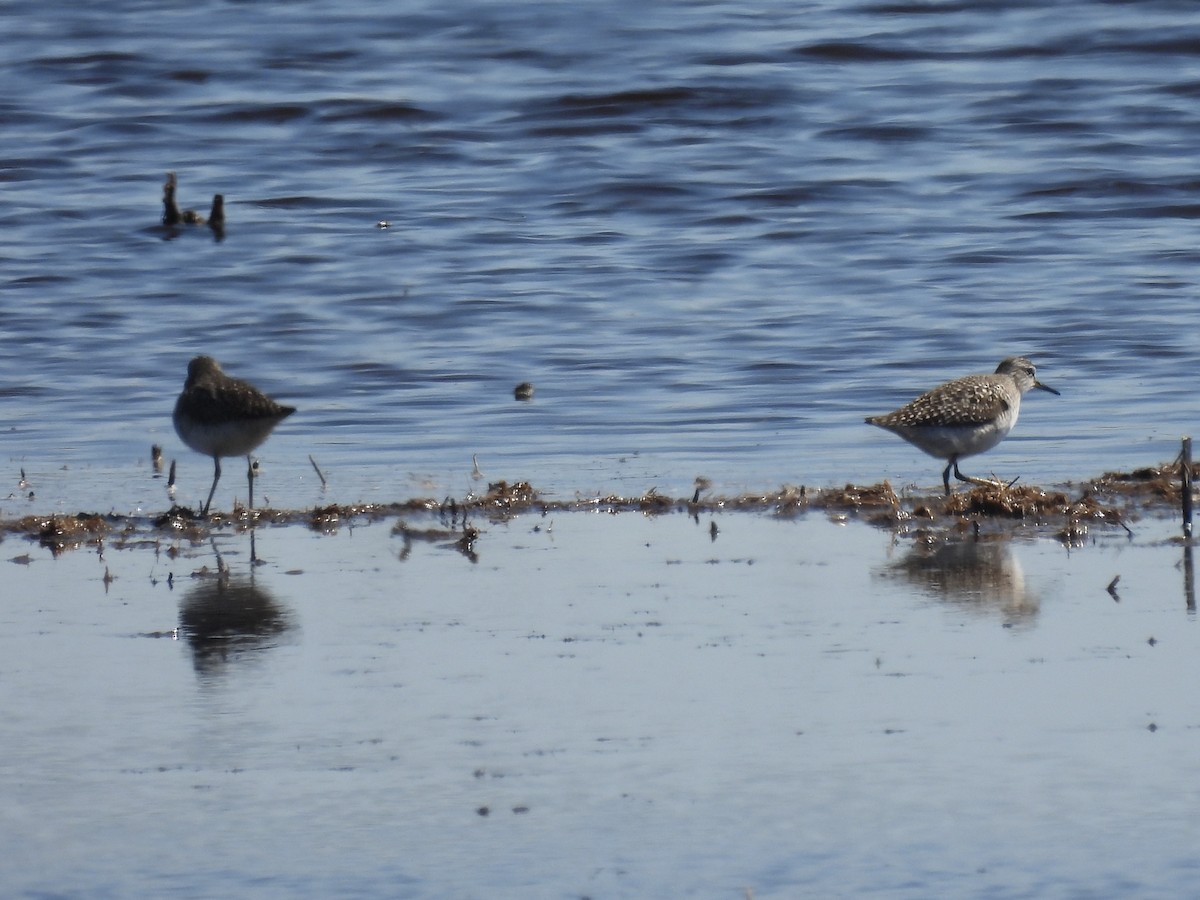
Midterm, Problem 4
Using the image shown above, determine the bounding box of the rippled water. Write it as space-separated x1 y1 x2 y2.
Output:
4 0 1200 513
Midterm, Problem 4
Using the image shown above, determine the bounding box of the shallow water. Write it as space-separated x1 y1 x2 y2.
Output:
3 509 1198 898
3 0 1200 516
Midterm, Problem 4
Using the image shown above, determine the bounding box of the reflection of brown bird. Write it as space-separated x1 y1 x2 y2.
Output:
866 356 1059 495
173 356 296 516
179 574 292 676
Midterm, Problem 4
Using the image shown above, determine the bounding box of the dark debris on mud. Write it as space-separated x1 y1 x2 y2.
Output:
2 464 1194 556
3 513 113 556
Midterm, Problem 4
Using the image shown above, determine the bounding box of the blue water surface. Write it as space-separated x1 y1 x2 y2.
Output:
3 0 1199 513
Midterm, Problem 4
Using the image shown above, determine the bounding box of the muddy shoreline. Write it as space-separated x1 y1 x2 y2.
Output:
4 460 1194 559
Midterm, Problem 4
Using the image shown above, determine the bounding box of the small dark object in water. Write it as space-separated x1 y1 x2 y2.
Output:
309 454 328 488
208 194 225 228
1106 575 1121 601
162 172 183 226
162 173 225 236
514 382 534 401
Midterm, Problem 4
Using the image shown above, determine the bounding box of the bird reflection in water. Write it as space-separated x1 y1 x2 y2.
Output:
887 538 1039 624
178 541 294 676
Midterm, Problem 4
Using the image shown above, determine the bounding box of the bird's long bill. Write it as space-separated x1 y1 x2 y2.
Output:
1035 380 1060 396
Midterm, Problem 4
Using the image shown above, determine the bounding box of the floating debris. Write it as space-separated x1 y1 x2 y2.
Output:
161 172 225 239
308 455 328 488
1106 575 1121 601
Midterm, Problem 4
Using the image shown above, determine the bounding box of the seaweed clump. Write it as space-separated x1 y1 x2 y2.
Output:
943 483 1071 520
19 513 109 555
478 480 539 516
812 481 902 526
1093 462 1194 502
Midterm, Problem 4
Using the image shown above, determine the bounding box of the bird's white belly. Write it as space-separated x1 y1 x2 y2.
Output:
173 414 282 459
904 406 1020 461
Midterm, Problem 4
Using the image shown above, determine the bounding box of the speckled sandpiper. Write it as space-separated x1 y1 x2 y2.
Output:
865 356 1059 495
173 356 296 515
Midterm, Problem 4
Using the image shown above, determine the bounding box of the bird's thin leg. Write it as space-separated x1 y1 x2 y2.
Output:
246 455 255 511
942 460 954 496
202 456 222 516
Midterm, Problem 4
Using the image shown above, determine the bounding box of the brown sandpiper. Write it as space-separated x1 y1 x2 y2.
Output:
173 355 296 515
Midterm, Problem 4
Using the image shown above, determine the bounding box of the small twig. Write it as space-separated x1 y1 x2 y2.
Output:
994 473 1021 489
1106 575 1121 602
308 454 327 488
